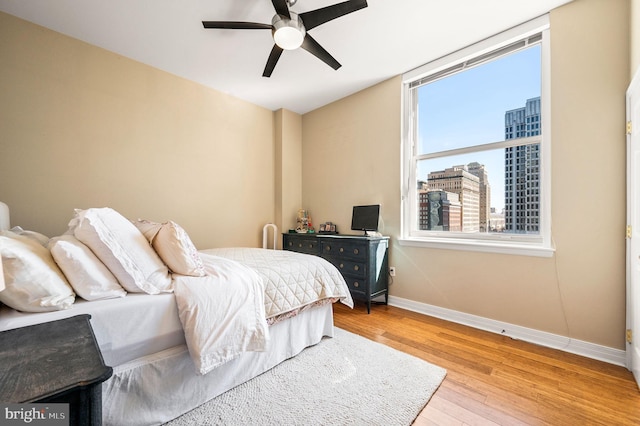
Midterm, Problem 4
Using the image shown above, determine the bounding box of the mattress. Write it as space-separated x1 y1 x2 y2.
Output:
0 293 184 366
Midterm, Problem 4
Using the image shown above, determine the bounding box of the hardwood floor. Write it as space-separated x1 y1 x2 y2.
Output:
332 302 640 425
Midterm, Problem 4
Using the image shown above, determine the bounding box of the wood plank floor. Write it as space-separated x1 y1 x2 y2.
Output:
332 302 640 425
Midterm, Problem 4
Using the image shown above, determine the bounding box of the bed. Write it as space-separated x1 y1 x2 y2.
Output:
0 206 353 425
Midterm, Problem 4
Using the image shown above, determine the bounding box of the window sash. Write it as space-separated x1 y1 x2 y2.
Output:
400 16 552 255
415 135 541 162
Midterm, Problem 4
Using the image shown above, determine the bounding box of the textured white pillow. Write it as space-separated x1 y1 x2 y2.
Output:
72 208 172 294
0 233 75 312
134 219 206 277
49 235 127 301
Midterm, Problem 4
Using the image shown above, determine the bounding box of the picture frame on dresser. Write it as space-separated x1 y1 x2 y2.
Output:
318 222 338 235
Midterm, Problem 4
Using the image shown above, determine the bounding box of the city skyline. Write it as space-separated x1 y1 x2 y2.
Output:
416 43 541 212
418 96 541 234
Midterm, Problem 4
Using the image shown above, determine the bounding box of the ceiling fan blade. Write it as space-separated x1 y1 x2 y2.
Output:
299 0 367 31
263 44 284 77
271 0 291 19
202 21 272 30
300 34 341 70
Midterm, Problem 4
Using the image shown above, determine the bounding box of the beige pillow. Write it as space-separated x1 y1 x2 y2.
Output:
0 233 75 312
134 219 205 277
72 208 172 294
49 235 127 301
133 219 162 242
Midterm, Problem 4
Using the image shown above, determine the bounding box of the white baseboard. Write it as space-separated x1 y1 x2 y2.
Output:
388 296 627 367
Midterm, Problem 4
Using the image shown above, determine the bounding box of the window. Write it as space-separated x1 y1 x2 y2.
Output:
400 16 553 257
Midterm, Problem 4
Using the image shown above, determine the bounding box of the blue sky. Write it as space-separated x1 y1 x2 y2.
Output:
416 44 541 211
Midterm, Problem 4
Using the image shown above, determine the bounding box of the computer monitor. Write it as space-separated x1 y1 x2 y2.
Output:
351 204 380 235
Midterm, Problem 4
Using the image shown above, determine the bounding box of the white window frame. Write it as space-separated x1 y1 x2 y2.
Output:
399 15 553 257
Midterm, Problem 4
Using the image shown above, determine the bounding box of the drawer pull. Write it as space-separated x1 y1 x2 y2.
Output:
288 242 292 247
353 248 359 255
354 282 360 288
325 246 331 252
339 247 344 253
309 244 314 248
298 243 303 248
354 265 359 271
339 263 344 269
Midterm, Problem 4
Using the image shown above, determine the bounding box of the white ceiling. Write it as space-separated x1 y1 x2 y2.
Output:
0 0 573 114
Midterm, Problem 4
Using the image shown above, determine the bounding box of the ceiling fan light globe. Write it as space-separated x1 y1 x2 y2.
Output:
274 27 304 50
272 13 305 50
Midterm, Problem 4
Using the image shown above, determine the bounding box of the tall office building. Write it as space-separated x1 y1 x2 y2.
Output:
417 180 429 230
467 162 491 232
426 165 480 232
418 189 462 231
504 97 541 233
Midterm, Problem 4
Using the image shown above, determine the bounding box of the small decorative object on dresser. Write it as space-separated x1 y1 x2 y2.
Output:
296 209 310 233
283 233 389 313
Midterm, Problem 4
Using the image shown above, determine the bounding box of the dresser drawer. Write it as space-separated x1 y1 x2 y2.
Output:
320 240 367 261
343 276 367 299
326 256 366 278
283 235 321 255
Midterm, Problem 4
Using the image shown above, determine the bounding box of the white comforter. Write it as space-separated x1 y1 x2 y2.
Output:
172 255 269 375
173 248 352 375
201 248 353 318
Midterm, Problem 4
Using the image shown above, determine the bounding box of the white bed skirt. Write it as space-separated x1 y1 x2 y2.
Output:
102 303 335 426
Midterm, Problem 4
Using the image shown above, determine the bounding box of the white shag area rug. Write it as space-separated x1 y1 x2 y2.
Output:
165 327 446 426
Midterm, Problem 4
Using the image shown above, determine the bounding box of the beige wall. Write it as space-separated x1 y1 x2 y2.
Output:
633 0 640 77
274 109 303 247
301 79 401 236
0 12 275 249
302 0 629 349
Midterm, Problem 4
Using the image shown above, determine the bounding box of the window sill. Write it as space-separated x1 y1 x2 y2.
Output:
398 236 555 257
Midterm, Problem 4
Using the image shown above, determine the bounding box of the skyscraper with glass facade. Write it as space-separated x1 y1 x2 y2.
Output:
504 97 541 233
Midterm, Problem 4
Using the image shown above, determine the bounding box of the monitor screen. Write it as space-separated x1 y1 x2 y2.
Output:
351 205 380 232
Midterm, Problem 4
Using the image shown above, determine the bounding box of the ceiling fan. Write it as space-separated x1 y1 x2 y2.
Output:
202 0 368 77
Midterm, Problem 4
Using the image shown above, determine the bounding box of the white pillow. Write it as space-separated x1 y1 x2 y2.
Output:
49 235 127 301
0 233 75 312
133 219 206 277
72 208 172 294
9 226 50 247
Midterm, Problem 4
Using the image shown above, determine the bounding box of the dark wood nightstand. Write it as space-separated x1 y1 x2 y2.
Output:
0 314 113 426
